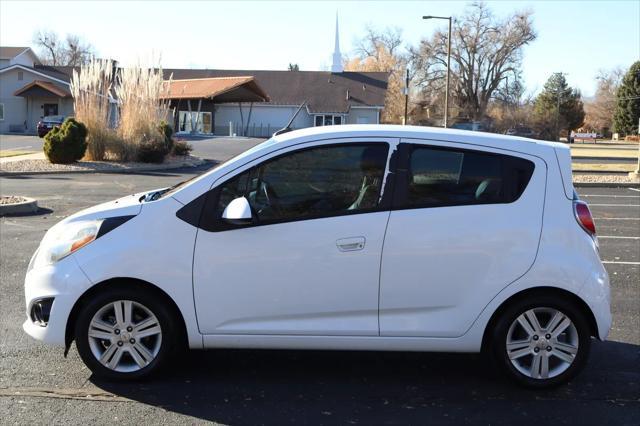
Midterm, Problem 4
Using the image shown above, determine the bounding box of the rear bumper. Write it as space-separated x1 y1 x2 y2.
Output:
578 263 612 340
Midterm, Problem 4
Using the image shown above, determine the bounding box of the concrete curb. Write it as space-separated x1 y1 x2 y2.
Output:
0 197 38 215
0 158 213 177
574 182 640 188
573 170 631 175
572 156 637 161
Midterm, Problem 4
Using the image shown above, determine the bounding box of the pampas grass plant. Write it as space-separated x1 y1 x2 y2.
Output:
115 64 172 161
69 59 114 161
70 59 172 162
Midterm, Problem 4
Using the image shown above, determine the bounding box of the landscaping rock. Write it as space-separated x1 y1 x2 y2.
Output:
0 155 205 175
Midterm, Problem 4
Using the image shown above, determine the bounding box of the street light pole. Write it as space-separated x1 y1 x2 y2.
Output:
403 68 409 125
423 15 452 128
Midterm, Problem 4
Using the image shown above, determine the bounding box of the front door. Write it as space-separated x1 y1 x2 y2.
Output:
43 103 58 117
379 140 546 337
193 141 394 335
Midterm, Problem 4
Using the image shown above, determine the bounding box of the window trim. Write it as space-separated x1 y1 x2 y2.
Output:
194 141 396 232
0 103 4 121
392 143 535 211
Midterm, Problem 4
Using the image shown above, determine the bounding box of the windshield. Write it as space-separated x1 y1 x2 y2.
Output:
145 137 280 202
43 115 64 123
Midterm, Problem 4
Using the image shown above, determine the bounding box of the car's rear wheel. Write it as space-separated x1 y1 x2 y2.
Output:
74 287 178 380
491 295 591 388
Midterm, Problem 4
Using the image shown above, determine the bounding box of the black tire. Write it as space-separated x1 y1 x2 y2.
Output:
74 285 179 381
491 294 591 388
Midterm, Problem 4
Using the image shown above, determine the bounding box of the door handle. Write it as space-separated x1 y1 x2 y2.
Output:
336 237 365 252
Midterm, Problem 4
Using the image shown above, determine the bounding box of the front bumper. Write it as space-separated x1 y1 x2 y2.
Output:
23 255 92 346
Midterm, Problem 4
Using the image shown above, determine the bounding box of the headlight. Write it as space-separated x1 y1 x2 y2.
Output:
31 220 103 269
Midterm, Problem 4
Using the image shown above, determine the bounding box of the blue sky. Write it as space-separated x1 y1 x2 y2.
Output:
1 0 638 97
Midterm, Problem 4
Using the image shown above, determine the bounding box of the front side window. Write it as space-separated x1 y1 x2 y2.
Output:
399 145 534 208
215 143 389 225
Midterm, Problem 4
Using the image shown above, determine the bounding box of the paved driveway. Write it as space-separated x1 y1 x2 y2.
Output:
0 164 638 424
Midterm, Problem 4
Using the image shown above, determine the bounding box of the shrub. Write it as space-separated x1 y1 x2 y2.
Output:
158 121 174 152
136 134 170 163
43 118 88 164
172 140 193 156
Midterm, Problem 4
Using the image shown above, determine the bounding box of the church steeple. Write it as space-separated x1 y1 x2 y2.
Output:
331 12 343 73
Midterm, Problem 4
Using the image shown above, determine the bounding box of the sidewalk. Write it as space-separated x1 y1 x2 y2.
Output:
570 146 639 159
0 152 44 164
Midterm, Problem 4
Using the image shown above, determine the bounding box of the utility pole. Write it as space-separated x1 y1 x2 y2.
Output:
403 68 409 125
423 15 452 128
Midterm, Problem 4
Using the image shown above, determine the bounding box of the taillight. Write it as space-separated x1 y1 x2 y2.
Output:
574 200 596 235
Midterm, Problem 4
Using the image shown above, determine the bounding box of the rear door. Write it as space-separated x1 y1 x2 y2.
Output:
379 139 546 337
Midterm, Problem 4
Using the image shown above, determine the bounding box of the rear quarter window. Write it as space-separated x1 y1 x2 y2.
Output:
396 145 535 209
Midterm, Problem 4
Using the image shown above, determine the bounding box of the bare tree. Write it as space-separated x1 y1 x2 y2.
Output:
346 26 409 123
411 2 536 121
33 30 94 66
583 67 623 134
64 34 94 66
33 30 63 65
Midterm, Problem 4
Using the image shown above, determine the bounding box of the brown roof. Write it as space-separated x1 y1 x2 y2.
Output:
33 66 390 113
14 80 71 98
163 69 388 113
0 46 30 59
162 76 269 102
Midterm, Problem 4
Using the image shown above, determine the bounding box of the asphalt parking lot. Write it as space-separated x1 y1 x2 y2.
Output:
0 157 638 424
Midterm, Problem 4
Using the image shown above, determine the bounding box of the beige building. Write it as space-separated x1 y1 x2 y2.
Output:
0 47 75 134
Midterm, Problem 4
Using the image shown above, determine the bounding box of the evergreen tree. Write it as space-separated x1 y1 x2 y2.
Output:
613 61 640 136
534 73 585 140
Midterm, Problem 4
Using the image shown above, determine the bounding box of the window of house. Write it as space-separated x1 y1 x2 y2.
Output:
0 103 4 121
178 111 212 133
398 145 535 208
314 114 344 126
18 71 23 81
214 143 389 226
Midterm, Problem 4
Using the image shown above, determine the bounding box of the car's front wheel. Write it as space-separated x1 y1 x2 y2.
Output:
74 287 178 380
491 295 591 388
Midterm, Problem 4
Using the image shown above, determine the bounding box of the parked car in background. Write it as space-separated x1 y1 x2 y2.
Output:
37 115 66 138
451 121 488 132
23 125 610 388
506 126 537 139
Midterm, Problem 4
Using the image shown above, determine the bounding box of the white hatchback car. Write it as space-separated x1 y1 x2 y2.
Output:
24 125 610 387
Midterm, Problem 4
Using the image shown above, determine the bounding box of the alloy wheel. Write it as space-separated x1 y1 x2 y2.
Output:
505 307 579 380
87 300 163 373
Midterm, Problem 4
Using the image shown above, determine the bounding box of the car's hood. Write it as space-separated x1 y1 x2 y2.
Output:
58 191 146 226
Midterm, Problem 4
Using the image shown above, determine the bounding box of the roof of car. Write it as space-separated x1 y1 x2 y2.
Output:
272 124 564 152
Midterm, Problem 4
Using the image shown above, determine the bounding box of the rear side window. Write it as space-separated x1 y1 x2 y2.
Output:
397 145 534 208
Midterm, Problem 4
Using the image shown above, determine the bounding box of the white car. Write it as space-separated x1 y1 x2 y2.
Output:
24 125 610 387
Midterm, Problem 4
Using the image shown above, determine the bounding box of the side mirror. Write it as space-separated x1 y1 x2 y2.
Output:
221 196 253 225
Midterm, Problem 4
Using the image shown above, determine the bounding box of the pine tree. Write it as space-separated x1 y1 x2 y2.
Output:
613 61 640 136
534 73 585 140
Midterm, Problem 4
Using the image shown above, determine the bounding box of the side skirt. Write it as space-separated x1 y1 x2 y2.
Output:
201 334 480 352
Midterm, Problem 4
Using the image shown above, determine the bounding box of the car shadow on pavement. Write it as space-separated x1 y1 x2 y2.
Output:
91 339 639 425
